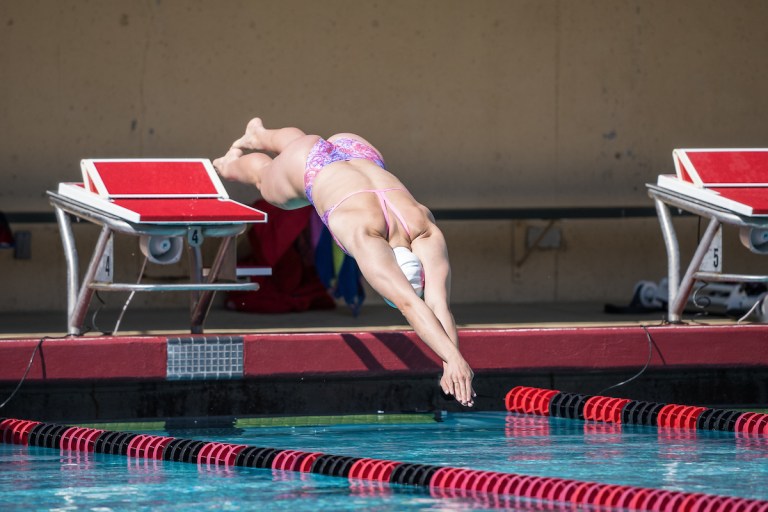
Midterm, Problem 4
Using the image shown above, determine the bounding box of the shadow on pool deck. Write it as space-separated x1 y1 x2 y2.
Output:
0 300 736 339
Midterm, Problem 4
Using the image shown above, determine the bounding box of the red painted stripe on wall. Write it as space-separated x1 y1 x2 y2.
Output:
459 325 768 370
242 331 442 377
0 336 166 381
241 324 768 377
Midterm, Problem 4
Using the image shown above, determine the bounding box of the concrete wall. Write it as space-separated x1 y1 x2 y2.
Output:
2 0 768 313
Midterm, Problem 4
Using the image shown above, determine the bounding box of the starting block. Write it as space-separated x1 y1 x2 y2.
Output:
648 149 768 322
49 159 268 334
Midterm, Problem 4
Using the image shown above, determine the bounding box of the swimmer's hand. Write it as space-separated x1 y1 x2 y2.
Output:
440 359 476 407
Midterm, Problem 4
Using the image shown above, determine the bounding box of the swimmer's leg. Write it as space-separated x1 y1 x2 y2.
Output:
213 149 273 187
232 117 306 153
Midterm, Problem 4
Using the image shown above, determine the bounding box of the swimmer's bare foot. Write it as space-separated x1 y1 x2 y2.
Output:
212 146 244 181
231 117 266 151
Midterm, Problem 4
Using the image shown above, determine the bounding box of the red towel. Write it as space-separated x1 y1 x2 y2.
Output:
225 201 335 313
0 212 13 249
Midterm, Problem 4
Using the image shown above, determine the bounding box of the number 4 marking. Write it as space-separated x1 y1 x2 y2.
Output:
188 227 203 247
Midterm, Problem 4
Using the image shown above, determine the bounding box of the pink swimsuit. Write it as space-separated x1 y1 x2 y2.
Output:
305 138 413 253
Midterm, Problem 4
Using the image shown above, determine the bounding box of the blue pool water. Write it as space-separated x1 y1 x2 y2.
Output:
1 411 767 510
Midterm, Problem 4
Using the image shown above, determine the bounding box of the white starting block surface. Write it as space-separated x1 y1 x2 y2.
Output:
648 149 768 322
58 159 266 224
49 158 268 335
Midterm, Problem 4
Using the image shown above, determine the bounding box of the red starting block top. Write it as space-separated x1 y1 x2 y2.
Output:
658 149 768 217
674 149 768 187
58 158 267 224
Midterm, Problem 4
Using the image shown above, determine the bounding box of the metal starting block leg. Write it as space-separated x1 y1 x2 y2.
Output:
54 206 115 335
190 236 236 334
668 216 721 322
54 206 79 332
654 198 681 321
71 225 114 335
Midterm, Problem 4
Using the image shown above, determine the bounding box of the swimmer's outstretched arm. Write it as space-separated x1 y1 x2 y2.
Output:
349 236 475 407
404 299 474 407
409 228 466 400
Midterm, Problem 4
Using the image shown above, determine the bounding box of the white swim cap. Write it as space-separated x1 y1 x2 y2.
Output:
384 247 425 308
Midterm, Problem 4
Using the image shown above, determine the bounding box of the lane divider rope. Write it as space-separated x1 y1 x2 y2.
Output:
505 385 768 435
2 415 767 511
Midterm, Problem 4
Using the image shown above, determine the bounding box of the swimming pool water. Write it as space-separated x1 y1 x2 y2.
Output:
1 411 767 510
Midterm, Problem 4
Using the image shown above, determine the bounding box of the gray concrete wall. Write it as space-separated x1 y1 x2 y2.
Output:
2 0 768 313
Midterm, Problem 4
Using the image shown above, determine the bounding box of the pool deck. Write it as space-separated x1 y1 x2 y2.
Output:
0 300 674 337
1 302 767 422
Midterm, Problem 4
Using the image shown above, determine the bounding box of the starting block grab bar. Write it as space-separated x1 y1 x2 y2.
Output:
49 159 269 335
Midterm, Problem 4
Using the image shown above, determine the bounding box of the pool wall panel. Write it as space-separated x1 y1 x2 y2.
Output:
1 325 768 421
